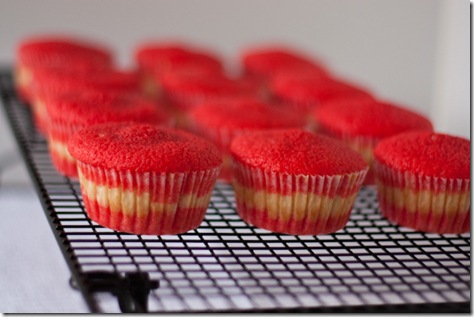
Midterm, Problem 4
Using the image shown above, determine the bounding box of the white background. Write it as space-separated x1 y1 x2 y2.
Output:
0 0 470 139
0 0 470 313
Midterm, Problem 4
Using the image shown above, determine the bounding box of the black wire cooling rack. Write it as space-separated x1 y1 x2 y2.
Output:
0 69 470 313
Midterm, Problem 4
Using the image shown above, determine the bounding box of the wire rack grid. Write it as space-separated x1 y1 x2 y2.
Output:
0 70 470 313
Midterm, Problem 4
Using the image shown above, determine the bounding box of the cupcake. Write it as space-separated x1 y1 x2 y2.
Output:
240 46 327 96
270 69 373 117
230 129 368 235
160 71 259 111
134 42 223 99
314 99 433 184
374 132 470 233
189 97 307 181
30 68 141 133
46 91 170 177
15 36 113 102
241 46 325 81
160 72 261 129
68 122 222 235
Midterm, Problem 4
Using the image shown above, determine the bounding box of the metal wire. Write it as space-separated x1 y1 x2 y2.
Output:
1 70 470 313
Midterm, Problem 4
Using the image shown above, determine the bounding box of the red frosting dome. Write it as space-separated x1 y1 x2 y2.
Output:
161 73 259 110
68 123 222 172
17 36 113 69
374 132 470 179
150 61 223 84
231 129 367 175
190 98 306 130
46 91 169 126
241 46 324 79
134 42 222 74
134 43 188 69
161 72 236 95
315 99 433 138
33 68 140 99
271 71 371 105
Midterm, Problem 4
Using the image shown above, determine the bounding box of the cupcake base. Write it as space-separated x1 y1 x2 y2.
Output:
375 162 470 233
233 161 367 235
140 71 161 101
344 137 377 184
77 163 219 235
32 96 48 134
49 137 79 177
234 182 356 235
47 120 85 177
218 154 233 182
82 194 209 235
14 65 33 103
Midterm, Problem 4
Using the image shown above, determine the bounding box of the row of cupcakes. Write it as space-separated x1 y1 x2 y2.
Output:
16 35 434 183
14 35 470 235
67 123 469 236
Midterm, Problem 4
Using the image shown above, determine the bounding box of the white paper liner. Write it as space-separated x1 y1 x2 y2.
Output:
14 65 33 102
47 119 84 177
77 162 221 235
140 71 162 100
49 137 79 177
232 160 367 235
374 160 470 233
31 96 49 134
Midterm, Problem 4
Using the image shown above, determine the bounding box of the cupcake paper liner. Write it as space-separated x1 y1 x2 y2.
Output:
164 89 205 112
374 161 470 233
47 119 83 177
31 96 49 134
190 124 238 152
162 91 211 130
345 137 378 184
218 154 234 182
272 94 318 131
49 137 79 177
164 87 258 114
273 93 315 117
77 162 220 235
189 124 246 182
139 71 162 101
171 108 193 131
14 65 33 103
232 160 367 235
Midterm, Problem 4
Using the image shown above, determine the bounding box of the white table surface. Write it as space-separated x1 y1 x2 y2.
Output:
0 107 88 313
0 183 89 313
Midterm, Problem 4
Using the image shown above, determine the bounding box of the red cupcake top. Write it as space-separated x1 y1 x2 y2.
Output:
134 43 188 69
241 46 324 80
271 71 372 106
150 61 223 84
68 122 222 172
32 68 141 99
46 91 169 127
134 42 222 74
315 99 433 138
160 72 237 95
374 132 470 179
190 97 306 130
161 73 259 110
17 36 113 69
231 129 367 175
